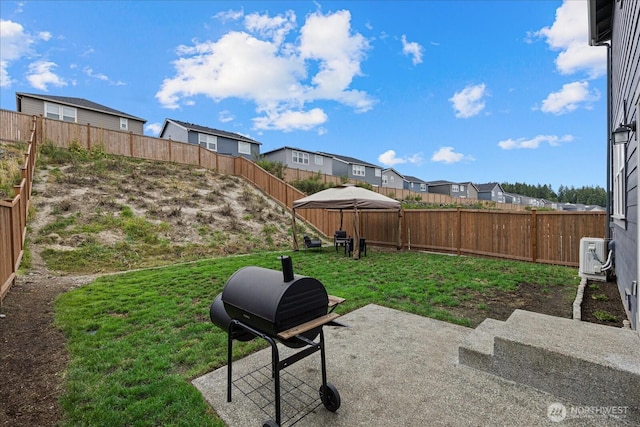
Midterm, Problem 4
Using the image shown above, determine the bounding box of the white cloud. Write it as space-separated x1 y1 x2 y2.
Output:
26 60 67 90
244 10 296 46
214 9 244 23
378 149 424 166
449 83 487 118
218 110 234 123
539 81 599 115
533 0 606 78
38 31 52 41
431 146 472 164
156 9 374 132
497 134 573 150
401 35 423 65
253 108 328 132
83 66 108 81
145 122 163 136
0 19 34 86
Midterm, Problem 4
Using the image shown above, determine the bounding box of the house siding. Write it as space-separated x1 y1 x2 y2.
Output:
610 0 639 329
160 121 188 142
382 170 404 190
17 96 144 134
263 148 333 175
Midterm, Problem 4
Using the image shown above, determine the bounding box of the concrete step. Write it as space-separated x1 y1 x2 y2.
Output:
457 318 505 372
458 309 640 419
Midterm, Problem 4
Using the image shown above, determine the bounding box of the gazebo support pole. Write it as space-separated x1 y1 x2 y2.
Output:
353 207 360 260
291 208 299 251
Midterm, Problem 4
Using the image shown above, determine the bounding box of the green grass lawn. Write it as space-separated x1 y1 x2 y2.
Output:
54 249 579 426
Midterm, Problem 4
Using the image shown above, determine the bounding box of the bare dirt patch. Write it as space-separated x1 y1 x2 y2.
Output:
442 282 576 327
581 280 628 327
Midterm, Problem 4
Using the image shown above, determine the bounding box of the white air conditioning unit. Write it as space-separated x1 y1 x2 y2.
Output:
579 237 607 281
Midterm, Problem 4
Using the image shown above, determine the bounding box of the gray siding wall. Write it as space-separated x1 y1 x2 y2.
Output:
161 122 189 142
383 171 404 190
611 0 640 329
404 181 428 192
263 150 287 164
282 149 333 174
188 130 259 159
18 96 144 134
332 160 349 179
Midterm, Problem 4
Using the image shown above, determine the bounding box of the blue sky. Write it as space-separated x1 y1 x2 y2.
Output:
0 1 608 190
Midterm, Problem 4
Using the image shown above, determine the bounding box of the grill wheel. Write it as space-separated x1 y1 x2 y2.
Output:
319 383 341 412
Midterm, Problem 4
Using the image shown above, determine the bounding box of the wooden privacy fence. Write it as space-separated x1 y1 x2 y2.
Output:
1 115 37 304
0 110 608 303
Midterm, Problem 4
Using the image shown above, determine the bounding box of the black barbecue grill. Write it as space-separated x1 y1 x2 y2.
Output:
209 256 346 427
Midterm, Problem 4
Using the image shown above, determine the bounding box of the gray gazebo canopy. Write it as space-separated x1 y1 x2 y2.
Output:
291 185 401 259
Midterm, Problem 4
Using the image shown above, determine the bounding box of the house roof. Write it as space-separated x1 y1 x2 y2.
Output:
403 175 427 184
475 182 502 192
16 92 146 122
318 152 380 169
588 0 613 45
261 146 329 156
164 118 261 144
425 180 454 186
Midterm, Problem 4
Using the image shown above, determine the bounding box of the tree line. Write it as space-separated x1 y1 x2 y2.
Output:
501 182 606 207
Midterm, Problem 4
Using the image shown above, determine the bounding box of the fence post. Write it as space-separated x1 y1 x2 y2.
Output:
86 123 91 151
457 207 462 255
531 209 537 263
129 131 134 157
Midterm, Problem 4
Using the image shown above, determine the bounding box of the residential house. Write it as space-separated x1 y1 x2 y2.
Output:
403 175 429 193
427 180 478 199
476 182 506 203
319 152 382 187
381 168 404 190
521 195 545 208
261 147 333 175
381 169 428 193
589 0 639 330
16 92 146 134
159 119 261 159
504 192 522 205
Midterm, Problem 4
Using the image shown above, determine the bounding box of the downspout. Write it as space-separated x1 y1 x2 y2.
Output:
596 41 612 241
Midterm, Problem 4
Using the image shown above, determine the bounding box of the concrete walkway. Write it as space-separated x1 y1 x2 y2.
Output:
193 304 636 426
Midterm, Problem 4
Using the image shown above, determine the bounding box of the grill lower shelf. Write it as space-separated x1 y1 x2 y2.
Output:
233 362 323 426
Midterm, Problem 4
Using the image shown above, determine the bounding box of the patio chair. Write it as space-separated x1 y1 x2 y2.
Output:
303 235 323 250
346 237 367 257
334 230 348 252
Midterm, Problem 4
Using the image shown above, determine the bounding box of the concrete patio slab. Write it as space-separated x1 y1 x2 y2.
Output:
193 304 635 426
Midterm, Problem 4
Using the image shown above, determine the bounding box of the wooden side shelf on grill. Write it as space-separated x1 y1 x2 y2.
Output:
277 312 341 341
328 295 345 308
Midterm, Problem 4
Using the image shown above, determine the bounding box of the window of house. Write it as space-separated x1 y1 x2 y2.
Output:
452 184 459 192
410 182 414 188
352 165 365 176
120 118 128 130
375 168 381 177
390 176 395 182
45 102 77 122
314 155 323 165
382 175 388 185
460 185 465 192
199 133 217 151
613 143 626 219
292 151 309 164
420 184 427 192
238 141 251 155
